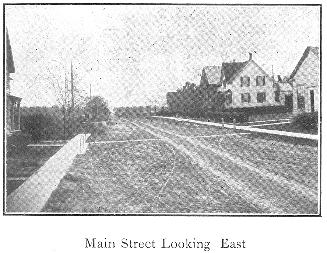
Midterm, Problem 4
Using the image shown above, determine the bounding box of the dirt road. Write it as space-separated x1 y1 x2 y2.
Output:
43 118 318 214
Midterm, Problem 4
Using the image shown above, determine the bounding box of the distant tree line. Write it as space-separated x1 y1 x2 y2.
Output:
114 106 155 118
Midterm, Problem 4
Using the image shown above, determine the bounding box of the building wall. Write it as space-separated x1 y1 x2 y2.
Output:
274 82 293 108
6 99 13 132
295 85 319 113
293 50 320 113
224 61 279 108
6 95 21 132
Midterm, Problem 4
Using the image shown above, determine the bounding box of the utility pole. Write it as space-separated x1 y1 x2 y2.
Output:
71 61 74 109
89 82 92 99
63 72 68 139
70 60 75 136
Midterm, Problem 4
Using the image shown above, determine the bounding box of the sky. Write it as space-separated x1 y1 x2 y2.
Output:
5 5 320 108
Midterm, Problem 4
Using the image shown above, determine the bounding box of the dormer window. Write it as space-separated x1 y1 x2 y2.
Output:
240 76 250 87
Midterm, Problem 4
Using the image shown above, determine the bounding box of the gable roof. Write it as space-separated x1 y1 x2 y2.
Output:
221 61 248 83
6 29 15 74
202 66 221 84
289 46 319 80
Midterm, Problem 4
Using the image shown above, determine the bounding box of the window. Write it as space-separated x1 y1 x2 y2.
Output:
240 76 250 87
241 93 251 103
298 94 305 110
310 90 315 113
275 91 280 102
257 92 266 103
225 90 232 105
256 76 266 86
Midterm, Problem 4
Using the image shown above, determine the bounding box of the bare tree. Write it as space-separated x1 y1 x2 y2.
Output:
43 64 86 139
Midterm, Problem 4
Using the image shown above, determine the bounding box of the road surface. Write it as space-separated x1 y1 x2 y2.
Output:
43 117 319 214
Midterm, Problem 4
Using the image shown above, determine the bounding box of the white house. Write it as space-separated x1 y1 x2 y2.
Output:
6 28 22 133
220 53 279 109
290 46 320 114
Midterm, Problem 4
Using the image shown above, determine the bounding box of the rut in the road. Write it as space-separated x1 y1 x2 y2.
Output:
145 122 317 201
161 126 315 200
132 121 285 214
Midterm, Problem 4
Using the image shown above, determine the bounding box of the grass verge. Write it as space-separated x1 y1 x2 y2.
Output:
6 133 62 195
255 123 318 135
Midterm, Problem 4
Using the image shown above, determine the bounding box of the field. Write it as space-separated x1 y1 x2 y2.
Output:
42 117 319 214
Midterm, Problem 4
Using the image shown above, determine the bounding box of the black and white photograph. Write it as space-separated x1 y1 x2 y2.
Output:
3 3 321 216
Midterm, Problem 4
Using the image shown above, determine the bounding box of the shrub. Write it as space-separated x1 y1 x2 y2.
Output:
206 111 249 123
155 109 176 117
84 122 108 136
229 105 290 115
21 113 58 142
292 112 318 131
6 132 32 156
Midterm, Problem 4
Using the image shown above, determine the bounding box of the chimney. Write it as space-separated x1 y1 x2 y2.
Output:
249 52 252 60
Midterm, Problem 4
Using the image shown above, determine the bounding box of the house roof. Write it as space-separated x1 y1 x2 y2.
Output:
289 46 319 80
221 61 248 83
6 29 15 74
202 66 222 84
7 94 22 102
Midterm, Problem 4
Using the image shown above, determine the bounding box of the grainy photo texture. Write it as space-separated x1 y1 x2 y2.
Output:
4 4 320 215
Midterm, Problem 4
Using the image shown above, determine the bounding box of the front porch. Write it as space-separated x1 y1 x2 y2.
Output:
6 94 22 133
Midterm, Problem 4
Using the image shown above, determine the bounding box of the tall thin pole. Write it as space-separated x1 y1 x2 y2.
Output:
70 61 75 136
71 61 74 109
89 82 92 99
64 72 68 138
